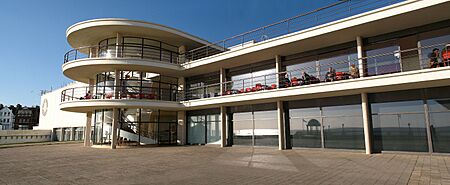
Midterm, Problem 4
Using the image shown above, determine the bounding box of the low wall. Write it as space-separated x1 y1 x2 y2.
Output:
0 130 52 145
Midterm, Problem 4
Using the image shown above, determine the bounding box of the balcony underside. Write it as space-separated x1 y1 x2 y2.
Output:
62 58 184 83
60 99 184 113
183 67 450 110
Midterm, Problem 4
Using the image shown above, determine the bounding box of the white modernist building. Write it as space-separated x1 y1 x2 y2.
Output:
0 107 14 130
42 0 450 153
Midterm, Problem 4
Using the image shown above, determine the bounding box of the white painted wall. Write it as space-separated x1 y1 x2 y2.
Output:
35 82 87 130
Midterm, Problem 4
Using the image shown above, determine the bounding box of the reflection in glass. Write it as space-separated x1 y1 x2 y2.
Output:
254 111 278 146
188 115 205 144
371 100 428 152
428 98 450 153
233 112 253 146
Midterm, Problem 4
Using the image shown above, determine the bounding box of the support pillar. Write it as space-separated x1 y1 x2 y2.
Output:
277 100 286 150
220 68 226 95
179 45 186 63
357 36 365 77
361 93 372 154
177 110 186 145
111 108 118 149
275 55 282 86
116 33 122 58
220 106 227 147
84 112 92 146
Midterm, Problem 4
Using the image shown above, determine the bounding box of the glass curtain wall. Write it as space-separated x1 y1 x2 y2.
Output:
93 109 113 145
230 103 278 147
283 45 357 81
185 72 220 99
426 86 450 153
370 90 428 152
187 109 221 145
227 61 276 92
93 109 177 146
288 95 364 150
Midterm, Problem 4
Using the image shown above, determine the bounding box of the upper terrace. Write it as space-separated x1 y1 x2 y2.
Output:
62 0 450 79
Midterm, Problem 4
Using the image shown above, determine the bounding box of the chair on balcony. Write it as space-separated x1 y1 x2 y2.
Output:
245 88 252 93
291 77 300 86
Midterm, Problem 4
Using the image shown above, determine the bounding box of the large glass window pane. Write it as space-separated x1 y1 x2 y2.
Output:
289 107 321 148
253 111 278 146
233 112 253 146
322 104 364 149
429 112 450 153
206 114 221 144
188 115 205 144
372 113 428 152
365 46 401 76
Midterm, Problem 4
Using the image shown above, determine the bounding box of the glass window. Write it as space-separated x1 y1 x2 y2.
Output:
365 45 401 76
206 114 221 144
188 115 205 144
289 108 322 148
232 112 253 146
322 105 364 150
370 91 428 152
253 110 278 146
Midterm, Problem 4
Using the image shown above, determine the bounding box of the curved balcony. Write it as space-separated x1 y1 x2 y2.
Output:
62 43 183 83
60 85 184 112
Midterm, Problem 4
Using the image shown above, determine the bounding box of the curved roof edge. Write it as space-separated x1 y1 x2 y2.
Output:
66 18 213 47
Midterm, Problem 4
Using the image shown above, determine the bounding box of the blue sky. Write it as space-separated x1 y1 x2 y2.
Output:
0 0 337 106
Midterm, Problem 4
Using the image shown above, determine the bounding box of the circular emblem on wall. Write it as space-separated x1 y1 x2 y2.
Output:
42 99 48 116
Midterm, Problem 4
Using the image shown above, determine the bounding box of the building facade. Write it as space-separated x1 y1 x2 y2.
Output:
53 0 450 153
14 107 40 130
36 82 88 141
0 107 15 130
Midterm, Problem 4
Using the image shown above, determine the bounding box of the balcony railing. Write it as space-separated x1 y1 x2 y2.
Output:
61 85 183 103
182 0 404 63
184 45 450 100
64 43 179 64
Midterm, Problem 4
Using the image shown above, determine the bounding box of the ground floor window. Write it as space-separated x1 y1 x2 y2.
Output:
187 109 221 145
229 103 278 147
288 95 364 150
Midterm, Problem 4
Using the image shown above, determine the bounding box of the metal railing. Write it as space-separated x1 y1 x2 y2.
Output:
64 43 180 64
184 45 450 100
61 85 183 102
182 0 404 63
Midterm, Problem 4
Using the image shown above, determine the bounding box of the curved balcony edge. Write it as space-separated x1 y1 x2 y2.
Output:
60 99 185 113
62 58 184 83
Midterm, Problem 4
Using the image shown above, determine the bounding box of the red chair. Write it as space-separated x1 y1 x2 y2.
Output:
291 77 299 86
245 88 252 93
255 83 263 91
238 89 244 93
269 84 277 89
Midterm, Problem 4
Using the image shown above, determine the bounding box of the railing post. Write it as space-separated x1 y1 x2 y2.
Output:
75 50 78 60
72 88 74 101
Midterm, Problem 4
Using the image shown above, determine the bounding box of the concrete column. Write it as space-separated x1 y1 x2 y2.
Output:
88 79 94 98
116 33 122 57
361 93 372 154
275 55 282 86
111 108 119 149
277 100 286 150
177 110 186 145
220 106 227 147
178 77 185 101
84 112 92 147
357 36 365 77
220 68 226 95
71 127 76 141
178 45 186 63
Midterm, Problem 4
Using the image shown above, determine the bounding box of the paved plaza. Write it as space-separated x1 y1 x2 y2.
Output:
0 144 450 184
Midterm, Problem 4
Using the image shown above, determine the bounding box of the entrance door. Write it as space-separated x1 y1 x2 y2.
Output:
158 122 177 145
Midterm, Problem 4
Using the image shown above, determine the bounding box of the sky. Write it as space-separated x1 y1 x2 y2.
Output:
0 0 337 106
